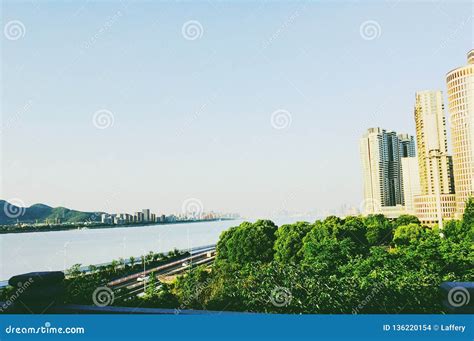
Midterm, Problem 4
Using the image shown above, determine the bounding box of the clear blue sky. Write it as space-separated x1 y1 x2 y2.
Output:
1 0 472 217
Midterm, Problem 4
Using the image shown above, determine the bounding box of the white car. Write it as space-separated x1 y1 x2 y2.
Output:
137 275 149 282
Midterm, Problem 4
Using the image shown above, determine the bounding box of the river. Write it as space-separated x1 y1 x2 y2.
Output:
0 217 316 280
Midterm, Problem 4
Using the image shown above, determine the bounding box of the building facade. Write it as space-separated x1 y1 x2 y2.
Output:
413 90 456 225
414 90 455 195
402 157 421 214
360 128 415 215
142 209 151 222
446 50 474 216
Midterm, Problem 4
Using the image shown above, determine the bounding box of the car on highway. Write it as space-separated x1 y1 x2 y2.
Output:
137 275 149 282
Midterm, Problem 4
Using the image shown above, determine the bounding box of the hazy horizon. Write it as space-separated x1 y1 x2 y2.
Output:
2 0 472 218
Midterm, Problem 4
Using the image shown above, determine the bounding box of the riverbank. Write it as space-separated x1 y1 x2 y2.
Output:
0 218 236 235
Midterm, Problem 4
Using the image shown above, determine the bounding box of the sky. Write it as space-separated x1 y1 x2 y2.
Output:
1 0 472 218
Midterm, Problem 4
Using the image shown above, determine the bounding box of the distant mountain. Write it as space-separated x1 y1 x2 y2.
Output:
0 200 103 225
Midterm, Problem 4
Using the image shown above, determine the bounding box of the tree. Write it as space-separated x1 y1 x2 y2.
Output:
216 226 238 260
109 260 119 273
364 214 393 246
274 222 312 263
66 264 82 277
174 266 211 309
145 272 158 297
302 235 360 270
462 197 474 235
216 220 278 264
393 223 426 246
336 216 368 249
129 256 136 268
146 251 154 263
394 215 420 228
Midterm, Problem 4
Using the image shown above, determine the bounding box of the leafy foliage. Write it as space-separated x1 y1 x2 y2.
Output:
274 222 311 263
171 206 473 314
216 220 278 264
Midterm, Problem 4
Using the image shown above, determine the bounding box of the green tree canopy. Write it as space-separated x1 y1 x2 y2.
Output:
394 215 421 228
216 220 278 264
364 214 394 246
274 221 312 263
393 223 426 246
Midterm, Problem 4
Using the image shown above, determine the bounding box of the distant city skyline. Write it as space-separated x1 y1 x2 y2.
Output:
1 1 472 218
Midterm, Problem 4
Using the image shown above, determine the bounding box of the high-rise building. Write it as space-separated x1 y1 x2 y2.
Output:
412 90 456 226
359 128 415 215
399 134 416 159
402 157 421 214
446 50 474 216
135 212 144 222
414 90 455 195
142 209 150 222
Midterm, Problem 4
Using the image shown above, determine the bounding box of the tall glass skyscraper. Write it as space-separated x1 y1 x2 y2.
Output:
446 50 474 216
360 128 415 214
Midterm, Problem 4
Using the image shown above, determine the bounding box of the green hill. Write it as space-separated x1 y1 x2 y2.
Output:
0 200 103 225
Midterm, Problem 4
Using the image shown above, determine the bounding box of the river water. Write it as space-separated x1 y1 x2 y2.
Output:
0 217 315 280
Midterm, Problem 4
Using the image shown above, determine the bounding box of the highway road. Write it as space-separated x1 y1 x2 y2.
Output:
107 248 216 300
